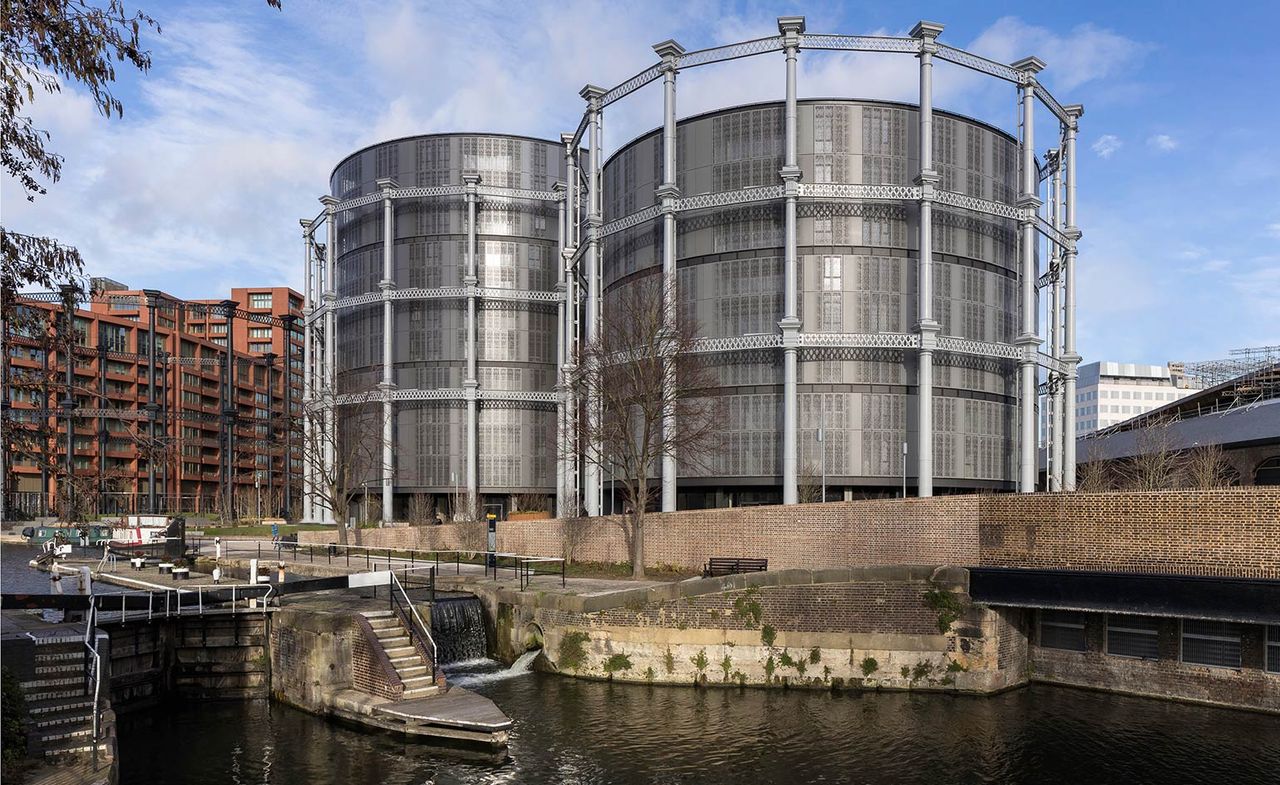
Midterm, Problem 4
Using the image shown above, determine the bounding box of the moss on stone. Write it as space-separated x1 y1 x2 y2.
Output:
760 624 777 647
860 656 879 676
603 653 633 675
558 630 591 672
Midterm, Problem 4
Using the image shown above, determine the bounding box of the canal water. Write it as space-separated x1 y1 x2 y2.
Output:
114 672 1280 784
6 544 1279 783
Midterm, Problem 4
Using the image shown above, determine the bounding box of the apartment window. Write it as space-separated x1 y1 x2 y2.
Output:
211 323 227 335
1268 626 1280 674
189 323 205 334
249 342 272 353
1106 614 1160 659
211 338 227 347
1181 619 1243 669
1039 610 1086 651
249 293 272 309
249 327 271 338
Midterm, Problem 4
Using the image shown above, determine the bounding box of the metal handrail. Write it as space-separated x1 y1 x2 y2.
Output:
389 570 438 683
82 596 102 771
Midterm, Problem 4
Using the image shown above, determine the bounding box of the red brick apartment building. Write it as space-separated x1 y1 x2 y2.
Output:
2 278 303 519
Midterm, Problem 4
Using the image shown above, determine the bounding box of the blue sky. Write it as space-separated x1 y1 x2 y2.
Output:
4 0 1278 366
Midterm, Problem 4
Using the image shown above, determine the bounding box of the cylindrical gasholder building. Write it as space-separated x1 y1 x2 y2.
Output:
602 100 1020 505
328 133 566 519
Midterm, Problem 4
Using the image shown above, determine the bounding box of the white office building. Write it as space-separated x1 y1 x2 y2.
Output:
1072 362 1200 435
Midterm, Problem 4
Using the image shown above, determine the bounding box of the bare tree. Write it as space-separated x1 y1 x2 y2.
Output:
1183 443 1237 488
571 275 721 578
797 461 825 504
1116 417 1186 491
406 493 436 526
301 382 388 545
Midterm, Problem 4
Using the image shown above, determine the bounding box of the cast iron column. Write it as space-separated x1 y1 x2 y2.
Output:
1048 150 1064 492
655 39 685 512
561 132 581 515
778 16 805 505
377 177 398 523
1062 104 1084 491
280 315 296 519
553 180 569 516
580 84 606 516
220 299 239 517
299 219 315 522
912 21 944 497
320 195 339 524
1012 57 1045 493
463 174 481 506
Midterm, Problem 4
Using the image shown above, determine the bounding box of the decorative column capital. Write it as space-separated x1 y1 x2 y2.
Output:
375 177 399 194
462 173 481 196
551 181 567 196
560 132 575 150
219 299 238 318
319 194 339 214
915 170 940 192
379 279 395 293
1011 56 1046 85
778 15 805 48
909 20 944 53
1063 103 1084 132
299 217 314 231
579 83 607 109
1015 194 1043 212
655 183 680 210
780 166 803 186
653 39 685 69
1064 226 1082 241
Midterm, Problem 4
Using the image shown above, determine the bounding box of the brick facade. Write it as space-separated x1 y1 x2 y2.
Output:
304 488 1280 579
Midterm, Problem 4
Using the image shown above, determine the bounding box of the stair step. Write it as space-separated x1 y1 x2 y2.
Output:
21 677 84 690
379 635 410 648
388 655 419 666
39 725 93 743
383 646 414 658
400 675 433 687
34 710 93 729
396 665 428 678
34 651 85 662
28 698 93 715
401 686 439 699
361 611 394 619
25 689 87 703
366 618 400 630
373 627 406 639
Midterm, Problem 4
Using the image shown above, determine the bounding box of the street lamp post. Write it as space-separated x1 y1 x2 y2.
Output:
901 441 908 498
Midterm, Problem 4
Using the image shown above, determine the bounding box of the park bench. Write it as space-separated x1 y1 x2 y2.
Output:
703 557 768 578
275 533 299 552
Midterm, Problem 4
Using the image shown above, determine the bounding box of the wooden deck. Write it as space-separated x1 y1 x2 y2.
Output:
377 686 512 732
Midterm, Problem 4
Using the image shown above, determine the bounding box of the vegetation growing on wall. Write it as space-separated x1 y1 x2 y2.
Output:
860 657 879 676
663 647 676 674
720 654 733 681
760 624 777 647
690 649 709 673
733 587 762 628
922 584 967 633
603 653 633 676
558 631 591 672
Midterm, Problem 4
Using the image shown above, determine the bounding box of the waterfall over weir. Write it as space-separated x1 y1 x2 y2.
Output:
431 596 488 665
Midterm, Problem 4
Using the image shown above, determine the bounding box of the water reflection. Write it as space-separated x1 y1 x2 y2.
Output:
118 675 1280 785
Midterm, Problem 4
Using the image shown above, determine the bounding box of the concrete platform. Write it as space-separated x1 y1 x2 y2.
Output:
326 685 511 748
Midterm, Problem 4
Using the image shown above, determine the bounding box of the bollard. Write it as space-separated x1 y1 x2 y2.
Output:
277 563 286 584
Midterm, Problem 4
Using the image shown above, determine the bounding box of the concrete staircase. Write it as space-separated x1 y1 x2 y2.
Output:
361 611 438 699
20 635 108 762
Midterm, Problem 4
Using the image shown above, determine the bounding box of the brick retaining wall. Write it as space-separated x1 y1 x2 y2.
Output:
300 488 1279 578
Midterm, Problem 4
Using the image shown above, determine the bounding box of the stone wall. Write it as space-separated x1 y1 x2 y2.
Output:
1029 613 1279 713
301 488 1280 579
269 610 403 713
447 566 1029 693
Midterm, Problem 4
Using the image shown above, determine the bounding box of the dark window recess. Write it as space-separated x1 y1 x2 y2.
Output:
1039 609 1086 652
1267 625 1280 674
1181 619 1243 669
1106 614 1160 660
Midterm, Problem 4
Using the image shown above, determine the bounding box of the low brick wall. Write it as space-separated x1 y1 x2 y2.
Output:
299 488 1280 578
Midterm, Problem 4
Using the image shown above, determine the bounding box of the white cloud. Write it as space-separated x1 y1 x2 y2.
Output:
966 17 1153 92
1147 134 1179 152
1092 134 1122 158
1264 222 1280 239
